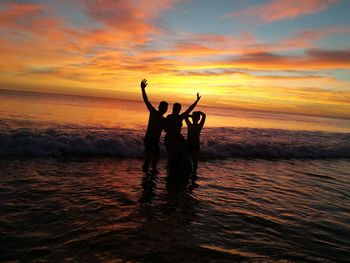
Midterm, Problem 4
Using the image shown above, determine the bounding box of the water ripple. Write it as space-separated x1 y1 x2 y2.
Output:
0 158 349 262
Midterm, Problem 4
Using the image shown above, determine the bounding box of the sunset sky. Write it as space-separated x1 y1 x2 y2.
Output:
1 0 350 118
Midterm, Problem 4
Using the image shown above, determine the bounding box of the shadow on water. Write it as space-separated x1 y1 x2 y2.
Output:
132 169 250 262
139 171 158 204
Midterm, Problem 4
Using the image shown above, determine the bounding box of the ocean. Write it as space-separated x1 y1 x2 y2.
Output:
1 89 350 262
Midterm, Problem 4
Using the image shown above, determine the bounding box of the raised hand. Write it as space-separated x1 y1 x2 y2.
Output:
141 79 148 89
197 92 201 100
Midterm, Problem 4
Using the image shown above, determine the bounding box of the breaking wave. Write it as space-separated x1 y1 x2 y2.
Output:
0 126 349 159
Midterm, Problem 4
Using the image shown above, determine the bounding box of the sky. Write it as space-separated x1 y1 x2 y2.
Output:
1 0 350 118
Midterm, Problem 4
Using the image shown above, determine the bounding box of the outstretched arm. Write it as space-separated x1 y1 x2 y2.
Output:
199 111 206 127
141 79 156 112
182 92 201 116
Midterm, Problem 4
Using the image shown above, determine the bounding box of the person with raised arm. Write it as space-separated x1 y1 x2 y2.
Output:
185 111 206 173
163 93 201 158
140 79 168 172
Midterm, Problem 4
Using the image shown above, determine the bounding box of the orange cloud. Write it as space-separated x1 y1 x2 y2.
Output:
1 0 349 118
0 0 182 77
81 0 179 44
138 26 350 62
224 0 339 22
0 2 43 28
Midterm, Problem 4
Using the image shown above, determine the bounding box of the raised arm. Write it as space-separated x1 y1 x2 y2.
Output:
184 115 192 126
199 111 206 127
182 92 201 117
140 79 156 112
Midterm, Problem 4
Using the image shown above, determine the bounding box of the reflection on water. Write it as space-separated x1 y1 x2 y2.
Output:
1 89 350 132
139 171 157 204
1 158 349 262
0 90 148 129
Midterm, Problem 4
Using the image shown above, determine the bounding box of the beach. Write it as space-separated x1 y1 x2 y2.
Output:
2 0 350 261
1 90 350 262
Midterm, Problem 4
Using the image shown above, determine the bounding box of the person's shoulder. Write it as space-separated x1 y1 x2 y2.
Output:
148 107 157 114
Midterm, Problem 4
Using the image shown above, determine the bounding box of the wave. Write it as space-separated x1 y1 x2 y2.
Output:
0 126 349 159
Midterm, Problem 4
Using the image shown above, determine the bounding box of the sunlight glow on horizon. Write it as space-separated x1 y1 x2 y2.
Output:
0 0 350 118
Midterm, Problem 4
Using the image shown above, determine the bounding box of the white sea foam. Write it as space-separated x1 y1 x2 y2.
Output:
1 125 349 159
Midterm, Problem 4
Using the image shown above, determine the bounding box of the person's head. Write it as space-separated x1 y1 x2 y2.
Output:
172 103 181 115
158 101 168 115
192 111 200 124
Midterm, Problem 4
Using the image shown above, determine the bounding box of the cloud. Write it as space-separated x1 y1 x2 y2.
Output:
19 66 61 75
224 0 339 22
0 0 182 77
174 69 249 77
138 31 259 59
80 0 179 44
1 0 349 118
271 26 350 51
0 1 44 28
306 49 350 63
171 68 327 81
218 48 350 70
2 1 347 75
138 26 350 62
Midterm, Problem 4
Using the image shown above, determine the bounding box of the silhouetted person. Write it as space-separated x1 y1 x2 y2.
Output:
185 111 206 173
163 93 201 159
141 79 168 172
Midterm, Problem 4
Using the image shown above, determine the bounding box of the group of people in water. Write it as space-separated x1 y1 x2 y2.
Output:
140 79 205 177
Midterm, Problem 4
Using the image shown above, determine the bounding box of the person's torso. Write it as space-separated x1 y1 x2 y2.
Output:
164 114 183 135
145 111 164 139
187 124 202 144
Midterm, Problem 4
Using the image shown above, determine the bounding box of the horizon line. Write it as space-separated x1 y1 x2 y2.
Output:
1 88 349 121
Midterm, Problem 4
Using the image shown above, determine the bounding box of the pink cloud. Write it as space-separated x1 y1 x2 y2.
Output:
278 26 350 49
140 26 350 59
225 0 339 22
0 1 44 29
81 0 179 39
247 26 350 53
220 48 350 70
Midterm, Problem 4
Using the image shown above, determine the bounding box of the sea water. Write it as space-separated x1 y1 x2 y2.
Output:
0 89 350 262
1 89 349 158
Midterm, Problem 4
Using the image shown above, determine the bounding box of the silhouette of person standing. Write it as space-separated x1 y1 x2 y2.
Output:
140 79 168 172
185 111 206 173
163 93 201 160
